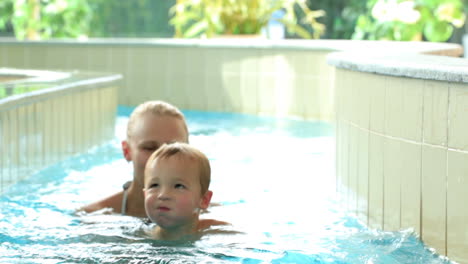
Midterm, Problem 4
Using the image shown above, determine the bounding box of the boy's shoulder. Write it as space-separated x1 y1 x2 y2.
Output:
198 219 230 230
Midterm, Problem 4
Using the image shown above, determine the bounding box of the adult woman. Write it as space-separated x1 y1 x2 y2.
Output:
79 100 189 217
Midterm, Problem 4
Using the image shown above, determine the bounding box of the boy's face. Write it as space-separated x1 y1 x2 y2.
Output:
144 156 211 229
123 113 188 184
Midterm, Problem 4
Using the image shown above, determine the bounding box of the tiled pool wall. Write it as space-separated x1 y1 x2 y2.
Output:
0 40 337 121
1 39 467 263
0 70 120 193
330 53 468 263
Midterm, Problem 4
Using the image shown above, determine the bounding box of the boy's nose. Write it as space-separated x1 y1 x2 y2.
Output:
157 188 171 200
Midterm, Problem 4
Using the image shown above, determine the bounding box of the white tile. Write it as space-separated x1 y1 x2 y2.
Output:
25 105 36 174
447 150 468 264
337 70 359 123
240 73 258 115
423 80 448 146
222 73 242 113
303 78 322 120
275 54 294 78
357 128 369 225
33 102 45 170
348 125 359 216
26 46 48 70
355 73 371 129
337 121 350 206
64 95 75 154
126 47 152 105
383 137 401 231
448 83 468 151
334 69 346 121
90 90 100 146
369 74 386 134
166 71 188 109
186 73 207 110
204 73 224 112
322 73 335 121
109 46 130 105
8 109 19 183
54 97 66 158
258 49 277 74
17 106 29 180
368 132 385 229
5 46 27 68
87 46 111 72
0 112 6 192
421 145 447 255
274 74 294 117
223 49 243 74
240 49 260 74
401 78 423 142
400 141 421 233
45 46 72 70
146 47 170 102
384 77 404 139
257 75 277 116
43 100 54 164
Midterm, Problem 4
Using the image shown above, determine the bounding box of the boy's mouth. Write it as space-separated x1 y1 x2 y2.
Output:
157 206 170 212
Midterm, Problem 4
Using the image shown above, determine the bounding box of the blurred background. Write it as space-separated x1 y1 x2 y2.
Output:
0 0 466 48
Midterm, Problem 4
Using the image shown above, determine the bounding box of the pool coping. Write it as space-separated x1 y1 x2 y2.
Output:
0 68 122 111
2 38 465 84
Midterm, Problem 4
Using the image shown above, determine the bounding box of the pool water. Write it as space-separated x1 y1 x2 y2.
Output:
0 107 453 263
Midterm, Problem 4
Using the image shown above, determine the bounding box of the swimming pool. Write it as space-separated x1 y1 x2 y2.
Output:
0 107 453 263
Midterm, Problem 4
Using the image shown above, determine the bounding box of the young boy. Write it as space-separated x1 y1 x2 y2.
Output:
144 142 227 240
79 101 189 217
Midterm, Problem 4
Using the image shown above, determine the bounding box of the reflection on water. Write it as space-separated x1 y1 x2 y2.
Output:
0 109 453 263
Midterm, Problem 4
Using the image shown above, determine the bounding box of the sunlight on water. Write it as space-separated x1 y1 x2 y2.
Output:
0 107 454 263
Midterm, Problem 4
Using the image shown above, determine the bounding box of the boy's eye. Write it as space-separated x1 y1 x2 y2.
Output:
174 184 185 189
149 183 159 189
143 146 158 151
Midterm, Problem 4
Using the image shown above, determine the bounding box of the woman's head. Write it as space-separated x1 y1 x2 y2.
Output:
122 101 189 185
126 100 188 142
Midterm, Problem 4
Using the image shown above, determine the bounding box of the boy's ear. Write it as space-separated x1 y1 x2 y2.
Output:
122 140 132 161
199 191 213 209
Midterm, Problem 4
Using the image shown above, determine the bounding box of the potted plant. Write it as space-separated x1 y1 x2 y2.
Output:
169 0 325 39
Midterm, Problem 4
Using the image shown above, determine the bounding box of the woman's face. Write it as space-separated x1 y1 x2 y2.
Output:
123 113 188 184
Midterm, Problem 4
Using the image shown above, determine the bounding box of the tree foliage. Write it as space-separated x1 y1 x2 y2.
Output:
0 0 464 42
0 0 91 40
306 0 367 39
353 0 466 42
88 0 174 38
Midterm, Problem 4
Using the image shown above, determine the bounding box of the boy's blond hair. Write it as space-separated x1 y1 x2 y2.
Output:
145 142 211 195
127 100 188 141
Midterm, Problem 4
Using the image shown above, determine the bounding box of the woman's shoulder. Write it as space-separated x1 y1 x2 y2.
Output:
77 191 124 214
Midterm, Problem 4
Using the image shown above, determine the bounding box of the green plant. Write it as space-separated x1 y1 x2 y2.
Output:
88 0 175 38
0 0 92 40
353 0 466 42
169 0 325 39
306 0 367 39
0 84 48 99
